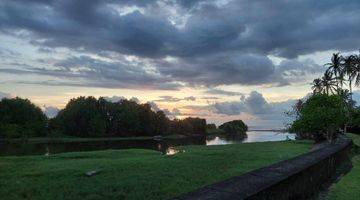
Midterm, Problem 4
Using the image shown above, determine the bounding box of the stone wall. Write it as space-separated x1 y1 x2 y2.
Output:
174 136 352 200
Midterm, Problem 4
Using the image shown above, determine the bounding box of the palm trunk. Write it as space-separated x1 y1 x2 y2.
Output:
349 79 353 100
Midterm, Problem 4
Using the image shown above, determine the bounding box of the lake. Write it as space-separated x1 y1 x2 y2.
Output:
0 131 296 156
206 131 296 145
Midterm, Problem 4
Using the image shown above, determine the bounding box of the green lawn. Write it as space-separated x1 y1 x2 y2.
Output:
328 133 360 200
0 141 311 200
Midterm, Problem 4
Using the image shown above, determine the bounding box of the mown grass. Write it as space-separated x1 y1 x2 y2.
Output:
0 141 311 200
328 133 360 200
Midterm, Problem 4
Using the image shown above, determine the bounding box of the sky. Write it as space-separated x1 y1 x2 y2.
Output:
1 0 360 129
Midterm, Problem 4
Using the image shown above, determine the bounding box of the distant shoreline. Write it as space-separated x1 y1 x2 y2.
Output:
248 129 287 132
0 134 198 144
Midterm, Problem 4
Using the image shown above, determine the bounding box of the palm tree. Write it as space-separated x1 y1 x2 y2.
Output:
311 78 323 94
342 55 356 96
321 71 338 95
350 53 360 89
326 53 343 77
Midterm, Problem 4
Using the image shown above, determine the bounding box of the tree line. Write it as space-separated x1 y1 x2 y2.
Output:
0 96 209 138
290 52 360 141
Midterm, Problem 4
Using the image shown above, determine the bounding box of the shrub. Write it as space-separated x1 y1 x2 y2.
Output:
219 120 248 138
289 94 348 141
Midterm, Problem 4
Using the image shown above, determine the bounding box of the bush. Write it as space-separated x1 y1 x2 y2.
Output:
219 120 248 138
289 94 348 141
347 108 360 134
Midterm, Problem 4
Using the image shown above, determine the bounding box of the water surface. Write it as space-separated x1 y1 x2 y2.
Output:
0 131 295 156
206 131 295 145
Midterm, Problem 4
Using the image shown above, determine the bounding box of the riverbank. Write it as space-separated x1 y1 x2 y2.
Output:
0 140 311 200
327 133 360 200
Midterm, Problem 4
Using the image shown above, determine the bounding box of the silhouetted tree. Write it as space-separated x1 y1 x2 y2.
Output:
54 96 106 137
53 96 195 137
321 71 338 95
219 120 248 137
0 97 47 138
312 78 323 94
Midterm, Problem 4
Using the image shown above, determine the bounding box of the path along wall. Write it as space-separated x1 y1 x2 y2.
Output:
174 136 352 200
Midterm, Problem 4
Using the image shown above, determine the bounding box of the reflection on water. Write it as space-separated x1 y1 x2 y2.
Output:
0 131 295 156
0 136 206 156
206 131 295 145
244 131 295 143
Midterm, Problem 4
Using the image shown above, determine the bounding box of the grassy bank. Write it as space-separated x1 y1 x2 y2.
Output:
0 141 310 200
328 133 360 200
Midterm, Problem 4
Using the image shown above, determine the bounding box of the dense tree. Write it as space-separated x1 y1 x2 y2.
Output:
347 108 360 133
0 97 47 138
289 94 349 141
296 52 360 141
169 117 207 136
52 96 200 137
206 123 217 130
54 96 106 137
219 120 248 138
184 117 207 134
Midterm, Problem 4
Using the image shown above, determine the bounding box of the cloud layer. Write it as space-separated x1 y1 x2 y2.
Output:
1 0 359 89
212 91 296 122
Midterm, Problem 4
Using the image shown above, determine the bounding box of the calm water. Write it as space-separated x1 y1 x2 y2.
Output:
206 131 296 145
0 131 295 156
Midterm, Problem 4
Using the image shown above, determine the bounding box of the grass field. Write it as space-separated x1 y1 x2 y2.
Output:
0 141 311 200
327 133 360 200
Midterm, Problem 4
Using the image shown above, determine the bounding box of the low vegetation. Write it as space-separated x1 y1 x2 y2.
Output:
218 120 248 138
0 140 310 200
206 121 248 137
328 133 360 200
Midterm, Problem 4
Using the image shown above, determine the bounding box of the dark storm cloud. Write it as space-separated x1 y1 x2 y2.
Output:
156 53 288 86
0 0 179 58
2 0 360 58
1 0 360 88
